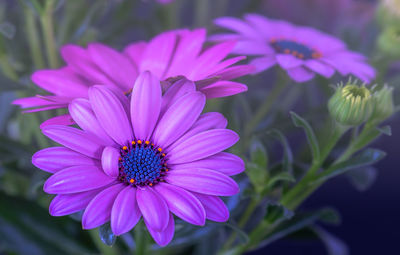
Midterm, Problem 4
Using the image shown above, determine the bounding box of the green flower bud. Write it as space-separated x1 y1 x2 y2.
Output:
328 83 373 126
370 85 394 123
377 26 400 58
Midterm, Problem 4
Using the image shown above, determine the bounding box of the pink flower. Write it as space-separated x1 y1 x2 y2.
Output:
210 14 376 83
33 72 244 246
13 29 253 121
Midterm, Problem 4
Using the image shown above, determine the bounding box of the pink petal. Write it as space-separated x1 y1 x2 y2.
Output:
210 56 246 74
49 188 103 216
130 71 162 140
153 92 205 148
165 29 206 78
168 112 227 149
12 96 65 109
123 41 147 69
161 78 196 116
40 114 75 129
167 129 239 164
189 41 236 80
165 168 239 196
212 65 255 81
171 152 244 176
111 187 141 236
193 193 229 222
286 66 316 82
233 40 273 55
88 86 133 146
305 59 335 78
249 56 277 74
82 184 125 229
101 146 120 177
276 54 304 69
154 183 205 226
31 68 89 97
69 98 115 146
33 147 98 173
199 81 248 99
147 213 175 247
42 125 103 158
244 14 283 39
22 104 67 113
61 44 116 86
136 187 169 232
88 43 137 91
44 165 115 194
214 16 259 37
140 31 177 79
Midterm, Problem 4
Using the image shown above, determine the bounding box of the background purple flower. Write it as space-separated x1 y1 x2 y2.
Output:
13 29 253 121
32 71 243 246
211 14 376 83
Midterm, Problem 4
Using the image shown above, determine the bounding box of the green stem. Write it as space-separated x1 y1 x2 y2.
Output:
334 122 377 164
194 0 209 27
0 55 18 81
281 124 346 210
135 221 148 255
25 7 45 69
243 75 289 144
40 0 59 68
223 198 259 250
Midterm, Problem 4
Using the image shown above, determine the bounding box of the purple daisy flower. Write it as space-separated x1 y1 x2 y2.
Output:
210 14 376 83
13 29 253 125
32 71 243 246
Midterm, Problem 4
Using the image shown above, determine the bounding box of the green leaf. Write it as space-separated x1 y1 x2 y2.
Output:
224 221 250 245
267 129 293 173
266 172 295 189
290 111 320 161
261 208 338 247
312 226 349 255
264 203 294 225
377 125 391 136
313 149 386 184
246 162 268 194
0 192 93 254
249 138 268 169
346 167 378 192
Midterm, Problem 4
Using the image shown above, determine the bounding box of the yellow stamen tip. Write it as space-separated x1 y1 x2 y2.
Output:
129 179 135 183
123 146 128 150
158 148 162 152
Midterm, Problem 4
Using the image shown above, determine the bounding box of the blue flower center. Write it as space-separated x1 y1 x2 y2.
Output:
270 39 321 59
118 140 168 187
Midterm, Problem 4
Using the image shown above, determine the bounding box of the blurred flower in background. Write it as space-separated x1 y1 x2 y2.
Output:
211 14 376 82
13 29 252 121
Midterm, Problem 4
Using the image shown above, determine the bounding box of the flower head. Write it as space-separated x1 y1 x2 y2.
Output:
32 72 243 246
328 81 373 126
13 29 253 121
210 14 375 83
